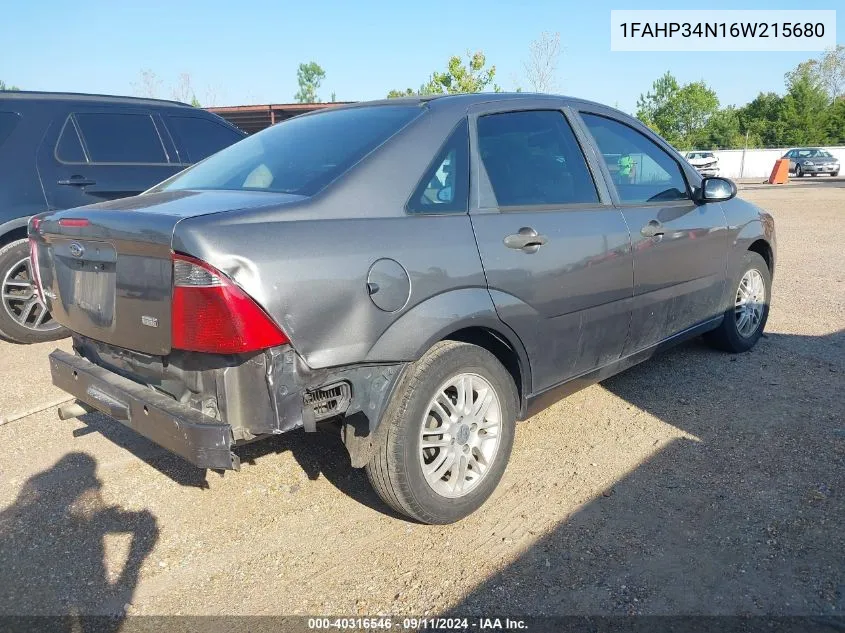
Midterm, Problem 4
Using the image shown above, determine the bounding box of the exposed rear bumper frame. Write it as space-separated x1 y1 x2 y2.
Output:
50 349 240 470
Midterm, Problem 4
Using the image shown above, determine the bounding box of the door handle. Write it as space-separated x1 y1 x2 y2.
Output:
504 227 548 253
58 176 96 187
640 220 665 238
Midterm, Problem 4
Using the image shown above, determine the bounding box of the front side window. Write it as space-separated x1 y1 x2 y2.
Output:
74 112 168 164
581 113 690 204
158 105 421 197
407 118 468 214
477 110 599 207
167 115 244 163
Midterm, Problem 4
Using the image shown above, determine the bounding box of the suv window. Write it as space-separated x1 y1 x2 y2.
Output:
55 119 86 163
581 113 690 204
157 105 421 197
407 118 468 214
477 110 599 207
0 112 20 147
74 112 168 164
167 115 244 163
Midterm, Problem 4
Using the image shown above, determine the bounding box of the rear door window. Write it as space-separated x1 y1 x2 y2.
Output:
166 115 244 163
0 112 20 147
74 112 168 164
476 110 599 207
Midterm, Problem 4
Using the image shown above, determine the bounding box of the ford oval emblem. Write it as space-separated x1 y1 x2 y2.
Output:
69 242 85 258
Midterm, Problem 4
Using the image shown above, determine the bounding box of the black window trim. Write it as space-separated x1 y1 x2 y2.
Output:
58 111 173 166
470 107 610 214
576 110 694 208
404 117 470 216
53 115 89 164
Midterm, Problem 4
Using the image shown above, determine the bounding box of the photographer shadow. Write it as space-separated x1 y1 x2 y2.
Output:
0 452 158 631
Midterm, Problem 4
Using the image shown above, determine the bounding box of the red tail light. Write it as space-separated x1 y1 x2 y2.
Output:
171 253 289 354
58 218 90 228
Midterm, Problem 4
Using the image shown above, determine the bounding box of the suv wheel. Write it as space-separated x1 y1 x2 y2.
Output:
704 251 770 353
0 239 67 344
366 340 517 524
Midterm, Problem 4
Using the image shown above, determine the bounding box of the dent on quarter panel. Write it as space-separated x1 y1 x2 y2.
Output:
175 213 488 370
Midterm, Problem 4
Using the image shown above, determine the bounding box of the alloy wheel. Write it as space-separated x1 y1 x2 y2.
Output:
419 373 502 498
735 268 766 338
2 256 60 333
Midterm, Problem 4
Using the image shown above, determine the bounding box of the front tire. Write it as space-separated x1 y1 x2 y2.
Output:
704 251 771 353
366 340 517 524
0 239 67 344
795 165 803 177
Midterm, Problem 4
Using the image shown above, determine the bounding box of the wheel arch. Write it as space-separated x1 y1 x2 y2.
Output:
363 288 533 417
0 217 31 248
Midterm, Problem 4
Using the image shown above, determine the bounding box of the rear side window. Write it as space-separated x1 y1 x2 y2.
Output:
0 112 20 147
157 105 421 197
74 112 168 164
581 113 690 204
477 110 599 207
407 118 468 214
167 115 244 163
55 119 86 162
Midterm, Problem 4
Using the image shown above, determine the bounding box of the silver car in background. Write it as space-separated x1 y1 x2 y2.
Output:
784 148 840 177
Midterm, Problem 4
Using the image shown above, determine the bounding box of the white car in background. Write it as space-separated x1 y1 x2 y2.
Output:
685 151 720 177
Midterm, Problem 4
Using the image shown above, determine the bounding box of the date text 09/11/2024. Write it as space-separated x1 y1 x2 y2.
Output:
307 617 528 630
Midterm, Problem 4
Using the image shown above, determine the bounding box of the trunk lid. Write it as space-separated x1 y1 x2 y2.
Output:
34 190 304 355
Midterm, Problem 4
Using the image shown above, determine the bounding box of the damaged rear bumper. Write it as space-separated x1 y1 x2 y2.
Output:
50 349 240 470
50 343 407 471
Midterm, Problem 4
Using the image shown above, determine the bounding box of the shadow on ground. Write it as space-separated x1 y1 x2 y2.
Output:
0 452 157 630
70 409 397 517
447 331 844 616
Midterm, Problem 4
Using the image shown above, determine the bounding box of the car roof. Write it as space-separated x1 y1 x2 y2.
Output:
0 90 193 109
297 92 633 121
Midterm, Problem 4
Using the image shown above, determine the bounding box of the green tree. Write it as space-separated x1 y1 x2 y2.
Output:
635 71 679 131
786 45 845 103
737 92 785 147
779 73 831 145
825 98 845 145
387 51 501 98
0 80 20 91
636 72 719 148
295 62 326 103
695 106 745 149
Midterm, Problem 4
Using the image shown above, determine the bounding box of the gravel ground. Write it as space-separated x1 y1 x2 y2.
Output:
0 181 842 619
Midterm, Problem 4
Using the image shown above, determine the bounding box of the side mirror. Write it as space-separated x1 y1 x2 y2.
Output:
699 177 737 203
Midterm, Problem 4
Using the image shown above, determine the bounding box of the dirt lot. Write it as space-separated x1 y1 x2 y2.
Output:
0 179 842 619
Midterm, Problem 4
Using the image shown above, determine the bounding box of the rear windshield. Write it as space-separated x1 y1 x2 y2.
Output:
157 105 421 197
0 112 21 148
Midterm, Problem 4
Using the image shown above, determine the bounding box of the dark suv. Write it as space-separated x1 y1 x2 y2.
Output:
0 91 245 343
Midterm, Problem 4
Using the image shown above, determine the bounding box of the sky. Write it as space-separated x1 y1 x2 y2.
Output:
1 0 842 114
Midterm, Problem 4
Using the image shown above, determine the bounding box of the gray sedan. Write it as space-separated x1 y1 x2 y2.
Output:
784 147 840 177
32 94 775 523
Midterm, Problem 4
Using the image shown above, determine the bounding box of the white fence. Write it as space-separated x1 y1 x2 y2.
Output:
688 146 845 179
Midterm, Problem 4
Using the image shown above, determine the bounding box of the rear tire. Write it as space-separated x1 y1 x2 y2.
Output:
0 239 67 344
704 251 771 353
366 340 517 524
